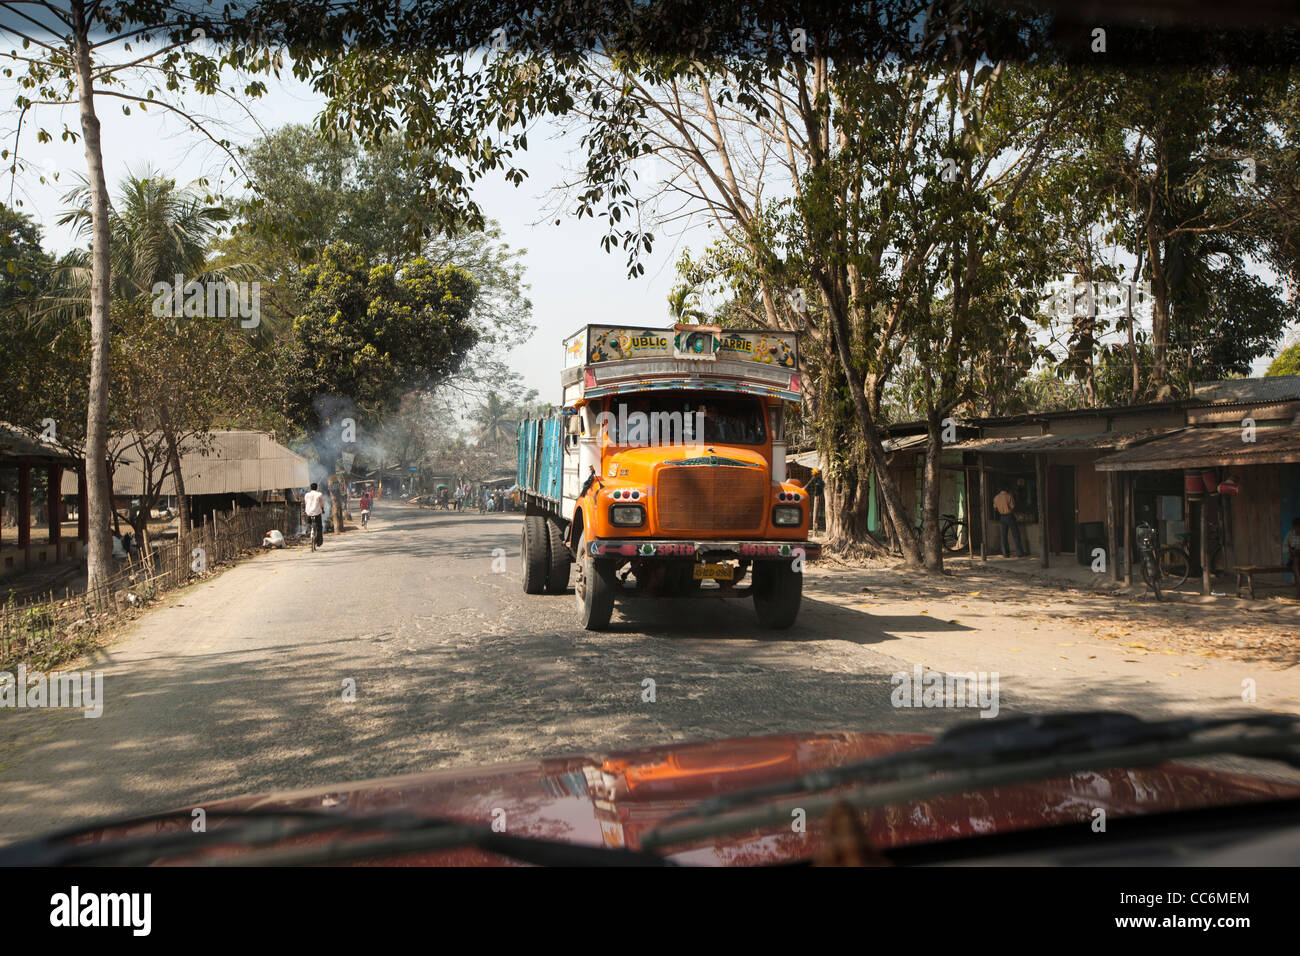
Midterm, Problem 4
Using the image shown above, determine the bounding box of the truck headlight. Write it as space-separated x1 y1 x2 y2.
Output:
610 504 645 527
773 505 802 527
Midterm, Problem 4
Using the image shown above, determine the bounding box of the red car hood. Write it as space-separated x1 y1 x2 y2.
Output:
74 731 1300 865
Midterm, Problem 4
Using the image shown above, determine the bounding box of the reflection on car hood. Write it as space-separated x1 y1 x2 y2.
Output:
81 730 1300 866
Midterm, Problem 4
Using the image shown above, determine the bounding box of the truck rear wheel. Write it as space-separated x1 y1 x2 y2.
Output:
521 515 549 594
544 516 571 593
575 531 615 630
752 561 802 630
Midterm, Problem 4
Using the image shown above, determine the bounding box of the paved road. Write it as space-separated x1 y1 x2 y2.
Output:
1 500 1295 842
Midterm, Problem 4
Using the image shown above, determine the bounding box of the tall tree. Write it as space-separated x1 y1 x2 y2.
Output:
0 1 274 593
280 241 480 525
56 170 245 535
222 125 534 392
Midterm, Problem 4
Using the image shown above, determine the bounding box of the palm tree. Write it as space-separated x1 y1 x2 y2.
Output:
46 171 237 540
472 392 514 454
668 284 708 324
54 168 232 299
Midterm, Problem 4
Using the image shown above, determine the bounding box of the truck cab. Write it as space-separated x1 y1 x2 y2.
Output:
518 324 820 630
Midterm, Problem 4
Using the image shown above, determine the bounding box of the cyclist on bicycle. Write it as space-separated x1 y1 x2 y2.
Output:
304 482 325 550
359 488 373 528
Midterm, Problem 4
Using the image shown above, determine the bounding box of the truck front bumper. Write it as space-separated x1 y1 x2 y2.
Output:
586 539 821 561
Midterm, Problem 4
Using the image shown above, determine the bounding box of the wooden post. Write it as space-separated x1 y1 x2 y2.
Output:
1221 494 1234 578
48 463 62 547
1200 495 1211 595
1107 471 1120 582
967 467 975 560
18 462 31 570
77 467 88 543
1036 455 1048 568
1123 472 1134 587
978 455 987 561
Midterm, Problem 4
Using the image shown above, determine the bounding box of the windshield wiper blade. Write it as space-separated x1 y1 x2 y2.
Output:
642 712 1300 851
0 807 672 868
201 820 673 867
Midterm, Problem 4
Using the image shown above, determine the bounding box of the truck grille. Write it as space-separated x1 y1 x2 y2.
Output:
655 465 767 535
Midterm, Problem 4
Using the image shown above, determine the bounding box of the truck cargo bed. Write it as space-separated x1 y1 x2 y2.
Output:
517 417 564 504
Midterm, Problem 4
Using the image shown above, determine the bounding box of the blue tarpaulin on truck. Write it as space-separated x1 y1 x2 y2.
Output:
518 417 563 504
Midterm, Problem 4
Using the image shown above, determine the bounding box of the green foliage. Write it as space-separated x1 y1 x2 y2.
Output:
0 204 51 305
281 242 480 432
223 125 534 394
0 206 89 448
57 170 232 299
1268 341 1300 377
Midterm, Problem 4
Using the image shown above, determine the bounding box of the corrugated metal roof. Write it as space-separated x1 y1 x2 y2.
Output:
1191 376 1300 405
948 428 1181 454
0 422 80 462
787 449 822 470
1094 424 1300 471
882 433 930 453
62 430 310 495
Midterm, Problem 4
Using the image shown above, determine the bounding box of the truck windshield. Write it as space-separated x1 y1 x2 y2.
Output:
604 392 767 446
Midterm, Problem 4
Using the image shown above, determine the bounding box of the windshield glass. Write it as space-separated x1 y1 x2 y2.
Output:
602 391 767 446
5 0 1300 886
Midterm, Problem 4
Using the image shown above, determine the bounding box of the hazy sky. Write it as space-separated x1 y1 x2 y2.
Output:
4 67 702 405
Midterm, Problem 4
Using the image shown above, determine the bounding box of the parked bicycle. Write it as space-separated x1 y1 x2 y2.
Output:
1136 521 1162 600
1157 530 1226 590
899 513 967 554
940 513 966 553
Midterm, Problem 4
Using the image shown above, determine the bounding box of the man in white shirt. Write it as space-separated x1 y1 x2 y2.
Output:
303 482 325 549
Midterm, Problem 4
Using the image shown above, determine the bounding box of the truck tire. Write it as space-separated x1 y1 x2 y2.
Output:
544 516 571 593
752 560 802 630
574 530 615 630
521 515 549 594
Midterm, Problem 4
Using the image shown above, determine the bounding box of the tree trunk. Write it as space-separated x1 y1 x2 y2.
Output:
330 475 345 533
164 432 189 538
72 0 113 595
920 417 944 572
1146 224 1171 397
817 282 921 565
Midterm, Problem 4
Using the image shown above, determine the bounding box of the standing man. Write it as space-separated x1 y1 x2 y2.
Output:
993 485 1027 558
806 467 826 534
1284 517 1300 599
304 482 325 550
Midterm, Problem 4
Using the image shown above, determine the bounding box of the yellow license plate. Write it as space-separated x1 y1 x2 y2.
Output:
693 563 733 580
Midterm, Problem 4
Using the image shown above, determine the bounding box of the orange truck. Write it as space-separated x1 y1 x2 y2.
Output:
516 323 820 630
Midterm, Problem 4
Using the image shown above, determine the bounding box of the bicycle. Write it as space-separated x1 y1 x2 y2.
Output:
1157 530 1226 590
305 512 323 552
940 513 966 553
902 513 967 553
1136 521 1162 600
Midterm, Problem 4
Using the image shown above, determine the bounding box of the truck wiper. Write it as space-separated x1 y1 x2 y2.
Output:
0 808 673 867
641 712 1300 851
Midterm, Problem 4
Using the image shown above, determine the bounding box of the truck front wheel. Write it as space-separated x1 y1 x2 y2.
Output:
521 515 549 594
574 531 616 630
752 561 802 630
